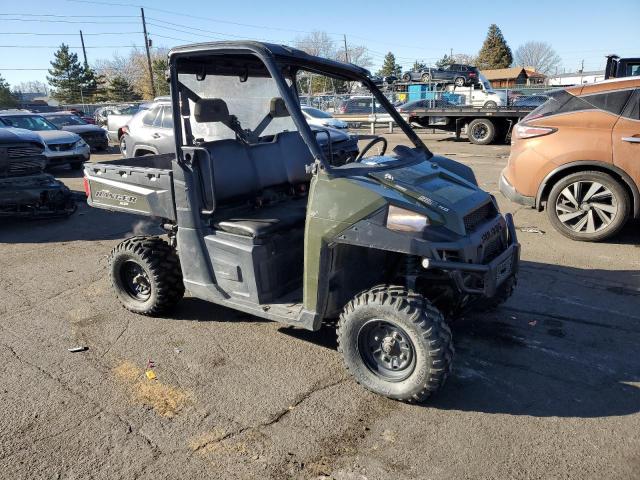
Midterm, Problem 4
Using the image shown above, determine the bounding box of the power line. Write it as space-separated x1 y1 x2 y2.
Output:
0 18 139 24
0 31 142 35
0 45 145 48
0 13 136 17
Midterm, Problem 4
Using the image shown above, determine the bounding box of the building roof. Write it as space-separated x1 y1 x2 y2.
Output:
481 67 546 81
548 70 604 79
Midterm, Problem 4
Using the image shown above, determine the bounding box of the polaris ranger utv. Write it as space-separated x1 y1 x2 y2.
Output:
84 42 520 402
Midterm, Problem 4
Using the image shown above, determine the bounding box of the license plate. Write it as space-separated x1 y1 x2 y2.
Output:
496 255 513 285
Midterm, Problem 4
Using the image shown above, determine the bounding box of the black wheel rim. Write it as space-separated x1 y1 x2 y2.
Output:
471 123 488 141
120 260 152 302
358 319 416 381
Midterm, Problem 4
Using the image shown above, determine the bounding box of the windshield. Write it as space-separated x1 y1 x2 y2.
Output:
45 115 87 127
0 115 58 131
303 107 332 119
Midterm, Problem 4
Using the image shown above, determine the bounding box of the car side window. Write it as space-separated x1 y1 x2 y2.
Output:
161 107 174 129
582 90 633 116
142 107 161 126
621 90 640 120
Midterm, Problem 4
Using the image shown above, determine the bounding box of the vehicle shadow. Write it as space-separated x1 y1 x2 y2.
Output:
0 202 162 244
283 260 640 418
167 297 270 325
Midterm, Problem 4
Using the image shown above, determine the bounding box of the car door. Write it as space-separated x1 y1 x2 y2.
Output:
155 106 176 154
612 88 640 183
139 106 162 151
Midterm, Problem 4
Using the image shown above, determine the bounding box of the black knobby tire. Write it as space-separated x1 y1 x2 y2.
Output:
546 171 629 242
467 118 496 145
109 236 185 315
337 285 454 403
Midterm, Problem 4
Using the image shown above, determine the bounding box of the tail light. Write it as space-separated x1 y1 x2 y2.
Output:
514 124 557 139
118 125 129 138
469 72 476 77
83 177 91 198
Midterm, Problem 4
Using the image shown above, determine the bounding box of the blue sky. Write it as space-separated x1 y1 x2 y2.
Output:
1 0 638 87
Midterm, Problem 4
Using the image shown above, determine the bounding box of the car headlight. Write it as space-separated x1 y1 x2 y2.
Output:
75 139 87 148
386 205 430 232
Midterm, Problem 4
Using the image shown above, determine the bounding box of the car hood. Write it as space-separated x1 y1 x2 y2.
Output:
37 130 81 144
368 157 492 235
59 125 105 135
310 125 350 144
0 127 45 146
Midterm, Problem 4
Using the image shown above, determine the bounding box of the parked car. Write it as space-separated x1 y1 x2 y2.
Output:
120 100 359 165
67 108 96 124
336 97 385 114
301 106 348 129
0 111 90 169
605 55 640 79
500 77 640 241
0 126 75 217
106 104 151 142
41 111 109 151
512 94 549 108
402 64 479 86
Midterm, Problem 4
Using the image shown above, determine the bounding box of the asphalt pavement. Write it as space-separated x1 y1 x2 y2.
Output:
0 133 638 479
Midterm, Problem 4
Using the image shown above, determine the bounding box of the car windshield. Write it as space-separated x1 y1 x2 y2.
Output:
303 107 332 119
0 115 58 131
45 115 87 127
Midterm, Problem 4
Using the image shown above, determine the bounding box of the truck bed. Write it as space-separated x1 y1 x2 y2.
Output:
83 153 176 220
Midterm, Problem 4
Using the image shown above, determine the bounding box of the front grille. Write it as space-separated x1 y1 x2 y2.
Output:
464 202 496 232
483 235 504 263
80 132 104 142
0 159 45 177
49 143 75 152
8 144 43 158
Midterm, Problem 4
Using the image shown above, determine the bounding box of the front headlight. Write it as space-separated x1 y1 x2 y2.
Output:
386 205 430 232
75 139 87 148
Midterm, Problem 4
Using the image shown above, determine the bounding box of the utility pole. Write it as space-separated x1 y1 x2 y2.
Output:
343 34 349 63
79 30 89 68
450 47 453 59
141 7 156 97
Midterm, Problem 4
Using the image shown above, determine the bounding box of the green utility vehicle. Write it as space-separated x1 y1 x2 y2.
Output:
84 42 520 402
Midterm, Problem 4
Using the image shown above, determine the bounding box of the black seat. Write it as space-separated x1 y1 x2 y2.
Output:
215 199 307 238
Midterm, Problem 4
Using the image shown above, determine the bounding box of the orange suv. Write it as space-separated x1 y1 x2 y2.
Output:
500 77 640 241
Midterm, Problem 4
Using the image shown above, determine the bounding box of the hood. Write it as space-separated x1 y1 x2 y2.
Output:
59 124 105 135
368 157 492 235
0 127 45 147
37 130 81 144
310 125 350 144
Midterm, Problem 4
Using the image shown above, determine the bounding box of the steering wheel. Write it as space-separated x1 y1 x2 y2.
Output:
356 136 388 162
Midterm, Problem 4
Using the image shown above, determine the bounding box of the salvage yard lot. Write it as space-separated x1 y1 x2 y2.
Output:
1 133 638 479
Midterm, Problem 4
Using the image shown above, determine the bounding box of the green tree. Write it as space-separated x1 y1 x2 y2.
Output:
108 75 140 102
0 75 19 108
412 60 427 71
476 24 513 69
378 52 402 77
435 54 453 68
47 44 90 103
152 58 170 96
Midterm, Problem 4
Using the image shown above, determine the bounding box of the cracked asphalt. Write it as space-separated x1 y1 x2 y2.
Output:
1 132 639 479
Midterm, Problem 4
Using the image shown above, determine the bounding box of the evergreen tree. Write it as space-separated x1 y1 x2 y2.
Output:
47 44 89 103
152 58 170 96
378 52 402 77
476 24 513 69
435 54 453 68
0 75 19 108
108 75 140 102
412 60 427 71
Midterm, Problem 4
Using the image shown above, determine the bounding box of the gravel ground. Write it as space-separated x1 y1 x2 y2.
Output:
1 133 638 480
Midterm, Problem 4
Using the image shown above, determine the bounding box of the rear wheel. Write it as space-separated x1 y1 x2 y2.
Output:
109 236 185 315
402 73 411 82
421 73 431 82
454 76 465 87
338 285 453 403
546 171 629 242
467 118 496 145
483 100 498 108
119 134 128 157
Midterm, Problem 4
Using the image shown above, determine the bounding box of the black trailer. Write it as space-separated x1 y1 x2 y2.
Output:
406 106 535 145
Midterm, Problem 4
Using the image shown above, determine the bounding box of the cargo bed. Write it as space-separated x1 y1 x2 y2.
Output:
83 153 176 220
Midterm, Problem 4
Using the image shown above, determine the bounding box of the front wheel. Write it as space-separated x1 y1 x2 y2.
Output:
337 285 454 403
454 76 465 87
546 171 629 242
421 73 431 82
402 73 411 82
109 236 185 315
467 118 496 145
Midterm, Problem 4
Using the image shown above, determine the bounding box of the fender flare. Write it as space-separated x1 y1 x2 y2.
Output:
536 160 640 218
133 144 160 157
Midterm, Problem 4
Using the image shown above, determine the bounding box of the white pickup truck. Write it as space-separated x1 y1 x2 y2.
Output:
445 75 504 108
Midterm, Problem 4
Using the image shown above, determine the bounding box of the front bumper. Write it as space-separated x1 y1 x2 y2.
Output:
0 173 76 217
44 144 90 166
423 213 521 298
499 172 535 207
